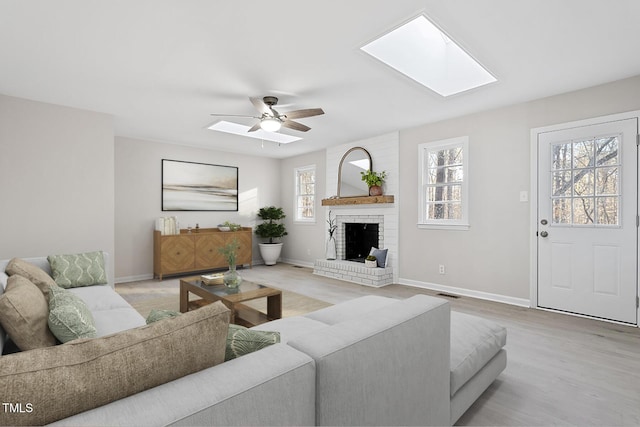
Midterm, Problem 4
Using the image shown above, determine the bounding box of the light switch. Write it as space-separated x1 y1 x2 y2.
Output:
519 191 528 202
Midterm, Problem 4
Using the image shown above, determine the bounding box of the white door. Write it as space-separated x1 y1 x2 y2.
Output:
537 118 638 324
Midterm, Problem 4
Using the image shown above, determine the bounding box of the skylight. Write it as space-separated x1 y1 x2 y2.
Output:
208 121 302 144
361 15 496 97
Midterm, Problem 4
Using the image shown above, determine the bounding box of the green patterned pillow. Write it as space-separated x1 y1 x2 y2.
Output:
146 309 181 324
48 285 97 343
225 324 280 361
47 251 107 288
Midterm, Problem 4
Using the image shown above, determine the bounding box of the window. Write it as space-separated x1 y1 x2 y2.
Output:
418 136 469 229
294 165 316 222
550 135 620 226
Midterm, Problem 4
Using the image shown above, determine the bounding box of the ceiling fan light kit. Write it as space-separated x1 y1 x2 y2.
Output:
260 117 282 132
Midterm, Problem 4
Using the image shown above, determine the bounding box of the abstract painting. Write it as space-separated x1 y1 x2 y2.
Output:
162 159 238 211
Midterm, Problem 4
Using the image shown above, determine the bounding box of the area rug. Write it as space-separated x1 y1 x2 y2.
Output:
129 289 332 319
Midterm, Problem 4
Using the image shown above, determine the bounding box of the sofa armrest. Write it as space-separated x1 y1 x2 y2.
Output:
288 294 451 427
51 344 316 427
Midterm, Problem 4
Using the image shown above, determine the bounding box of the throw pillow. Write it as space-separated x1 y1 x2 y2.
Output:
225 323 280 361
0 301 230 426
146 309 181 324
0 275 57 350
47 251 107 288
5 258 58 301
48 285 97 343
369 247 388 267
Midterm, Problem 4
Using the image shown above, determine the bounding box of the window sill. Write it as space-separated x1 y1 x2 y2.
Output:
417 223 470 231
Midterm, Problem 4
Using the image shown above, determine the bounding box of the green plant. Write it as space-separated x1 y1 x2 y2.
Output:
366 255 377 262
255 206 288 244
360 169 387 187
218 238 240 266
221 220 242 231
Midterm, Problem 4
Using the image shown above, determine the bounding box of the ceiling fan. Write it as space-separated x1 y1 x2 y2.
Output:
211 96 324 133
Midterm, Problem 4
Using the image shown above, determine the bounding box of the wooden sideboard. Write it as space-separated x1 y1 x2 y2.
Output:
153 227 252 280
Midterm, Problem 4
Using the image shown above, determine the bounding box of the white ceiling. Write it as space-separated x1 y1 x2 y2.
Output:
2 0 640 159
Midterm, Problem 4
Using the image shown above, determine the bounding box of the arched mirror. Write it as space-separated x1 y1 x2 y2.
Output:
337 147 372 197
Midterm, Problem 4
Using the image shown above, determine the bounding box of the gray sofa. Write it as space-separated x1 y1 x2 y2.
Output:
0 255 506 426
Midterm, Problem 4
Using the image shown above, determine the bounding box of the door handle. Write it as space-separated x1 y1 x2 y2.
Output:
540 231 548 238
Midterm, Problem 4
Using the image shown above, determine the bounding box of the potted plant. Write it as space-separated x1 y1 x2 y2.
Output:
365 255 377 268
218 238 242 288
255 206 288 265
360 169 387 196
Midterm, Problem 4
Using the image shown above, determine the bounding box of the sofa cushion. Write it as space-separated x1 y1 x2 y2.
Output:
48 285 97 343
252 316 328 343
0 301 230 426
450 311 507 396
47 251 107 288
5 257 58 301
225 324 280 361
304 295 397 325
0 275 57 350
146 309 181 324
67 286 146 337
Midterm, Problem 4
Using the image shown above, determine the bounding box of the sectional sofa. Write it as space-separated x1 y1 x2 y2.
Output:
0 254 506 426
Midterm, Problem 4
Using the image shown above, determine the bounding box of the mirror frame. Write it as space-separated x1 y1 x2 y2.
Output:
337 146 372 198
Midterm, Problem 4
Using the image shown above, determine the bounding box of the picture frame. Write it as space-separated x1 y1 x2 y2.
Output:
162 159 238 211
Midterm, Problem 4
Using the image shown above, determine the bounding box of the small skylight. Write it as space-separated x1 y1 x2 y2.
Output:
208 121 302 144
361 15 496 97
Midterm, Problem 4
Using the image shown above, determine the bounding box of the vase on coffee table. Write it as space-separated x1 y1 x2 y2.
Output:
223 263 242 289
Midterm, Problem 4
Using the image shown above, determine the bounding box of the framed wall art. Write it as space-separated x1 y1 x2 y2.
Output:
162 159 238 211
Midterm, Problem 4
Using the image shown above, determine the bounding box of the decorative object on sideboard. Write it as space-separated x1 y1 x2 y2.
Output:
218 238 242 288
155 216 179 235
255 206 288 266
161 159 238 211
365 255 377 268
360 169 387 196
326 210 337 260
218 221 242 232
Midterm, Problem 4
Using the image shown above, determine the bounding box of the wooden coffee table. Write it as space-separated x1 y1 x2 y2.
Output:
179 277 282 327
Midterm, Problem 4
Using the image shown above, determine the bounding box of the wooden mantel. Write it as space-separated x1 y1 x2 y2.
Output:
321 195 394 206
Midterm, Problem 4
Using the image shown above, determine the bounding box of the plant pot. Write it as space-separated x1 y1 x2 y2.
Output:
365 259 377 268
258 243 283 266
369 185 383 196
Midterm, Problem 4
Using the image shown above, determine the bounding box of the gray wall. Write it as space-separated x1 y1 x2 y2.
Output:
279 150 326 266
114 137 281 281
398 75 640 302
0 94 114 275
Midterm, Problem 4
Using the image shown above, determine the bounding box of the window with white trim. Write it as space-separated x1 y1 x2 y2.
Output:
294 165 316 222
418 136 469 229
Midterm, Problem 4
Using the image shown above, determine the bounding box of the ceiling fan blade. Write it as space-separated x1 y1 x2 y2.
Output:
250 97 271 116
283 108 325 120
210 113 259 118
282 119 311 132
247 122 262 132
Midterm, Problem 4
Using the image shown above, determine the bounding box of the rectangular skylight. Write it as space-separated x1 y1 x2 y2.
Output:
361 15 496 96
208 120 302 144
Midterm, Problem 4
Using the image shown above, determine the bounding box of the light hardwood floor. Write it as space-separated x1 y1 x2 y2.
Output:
118 264 640 426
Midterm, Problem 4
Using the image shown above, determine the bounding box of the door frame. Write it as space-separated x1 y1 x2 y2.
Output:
529 110 640 326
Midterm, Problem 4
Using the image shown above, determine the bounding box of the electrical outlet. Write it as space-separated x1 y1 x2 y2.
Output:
439 264 445 275
307 248 311 256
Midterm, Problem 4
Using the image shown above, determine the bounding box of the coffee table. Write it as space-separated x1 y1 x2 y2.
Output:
179 277 282 327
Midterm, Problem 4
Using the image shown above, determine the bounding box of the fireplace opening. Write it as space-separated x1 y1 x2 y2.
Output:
344 223 379 262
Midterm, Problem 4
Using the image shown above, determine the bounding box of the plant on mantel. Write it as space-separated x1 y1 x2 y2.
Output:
360 169 387 196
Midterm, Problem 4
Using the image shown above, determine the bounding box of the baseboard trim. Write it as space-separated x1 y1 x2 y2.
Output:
281 258 314 268
398 278 530 308
115 273 154 284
